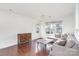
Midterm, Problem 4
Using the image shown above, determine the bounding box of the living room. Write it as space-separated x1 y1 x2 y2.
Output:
0 3 79 56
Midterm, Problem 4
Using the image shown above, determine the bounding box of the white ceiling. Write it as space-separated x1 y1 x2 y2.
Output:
0 3 76 20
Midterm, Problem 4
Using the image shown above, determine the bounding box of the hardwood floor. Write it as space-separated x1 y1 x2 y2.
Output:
0 40 49 56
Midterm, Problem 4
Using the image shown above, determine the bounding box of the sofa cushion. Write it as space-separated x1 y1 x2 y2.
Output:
65 40 75 48
72 43 79 50
55 39 66 46
61 34 68 40
65 33 77 48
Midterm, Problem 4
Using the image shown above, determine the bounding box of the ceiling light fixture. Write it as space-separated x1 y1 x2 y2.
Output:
9 9 15 13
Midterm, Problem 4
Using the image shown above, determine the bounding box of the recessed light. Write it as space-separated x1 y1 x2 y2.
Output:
9 9 13 11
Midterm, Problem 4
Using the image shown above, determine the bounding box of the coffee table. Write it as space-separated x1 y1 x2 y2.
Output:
37 39 54 51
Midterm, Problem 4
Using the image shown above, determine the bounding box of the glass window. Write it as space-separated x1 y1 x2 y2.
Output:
45 21 62 34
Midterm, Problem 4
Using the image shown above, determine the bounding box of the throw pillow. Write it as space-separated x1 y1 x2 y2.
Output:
65 40 75 48
55 39 67 46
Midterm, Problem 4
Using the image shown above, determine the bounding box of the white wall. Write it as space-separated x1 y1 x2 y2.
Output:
62 14 75 33
0 10 37 49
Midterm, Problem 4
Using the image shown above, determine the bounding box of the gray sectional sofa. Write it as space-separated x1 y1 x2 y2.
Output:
49 33 79 56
